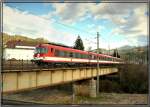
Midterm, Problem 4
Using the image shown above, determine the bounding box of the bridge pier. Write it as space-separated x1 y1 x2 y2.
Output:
73 78 97 98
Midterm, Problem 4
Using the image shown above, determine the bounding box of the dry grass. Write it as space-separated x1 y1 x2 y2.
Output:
3 87 148 105
75 93 148 104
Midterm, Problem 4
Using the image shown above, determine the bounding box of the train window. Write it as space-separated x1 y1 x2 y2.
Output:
104 57 106 60
64 51 68 57
35 47 48 54
55 50 65 57
83 55 87 59
70 52 73 57
110 58 112 61
82 54 85 59
102 57 105 60
107 57 109 61
89 55 92 59
67 52 70 57
94 56 96 59
68 52 71 57
77 53 81 58
78 53 81 58
85 55 87 59
72 53 76 58
75 53 78 58
99 56 101 60
80 54 82 58
59 51 65 57
55 50 60 56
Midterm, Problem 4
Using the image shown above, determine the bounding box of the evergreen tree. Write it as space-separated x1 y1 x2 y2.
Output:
73 35 84 50
113 49 117 57
113 49 120 58
116 50 120 58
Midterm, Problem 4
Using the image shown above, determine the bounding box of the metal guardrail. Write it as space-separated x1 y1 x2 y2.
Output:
2 59 121 71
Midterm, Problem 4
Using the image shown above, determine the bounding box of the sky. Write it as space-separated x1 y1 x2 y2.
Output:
3 2 148 50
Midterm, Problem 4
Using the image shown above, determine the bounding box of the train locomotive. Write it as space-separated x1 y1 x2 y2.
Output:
32 43 124 67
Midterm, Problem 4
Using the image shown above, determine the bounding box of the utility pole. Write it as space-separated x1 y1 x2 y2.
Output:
108 44 110 55
96 32 100 95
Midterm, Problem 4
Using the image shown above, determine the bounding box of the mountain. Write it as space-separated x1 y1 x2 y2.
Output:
117 45 135 51
2 33 50 48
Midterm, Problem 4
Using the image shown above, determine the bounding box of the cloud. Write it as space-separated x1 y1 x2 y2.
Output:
3 4 77 46
3 5 52 37
3 3 148 50
51 3 91 23
51 3 147 34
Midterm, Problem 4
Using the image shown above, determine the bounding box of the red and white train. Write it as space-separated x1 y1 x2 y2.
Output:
32 43 124 66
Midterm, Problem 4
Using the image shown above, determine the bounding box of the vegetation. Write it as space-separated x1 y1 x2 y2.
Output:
112 49 120 58
119 64 148 93
99 64 148 94
73 35 84 50
2 33 49 47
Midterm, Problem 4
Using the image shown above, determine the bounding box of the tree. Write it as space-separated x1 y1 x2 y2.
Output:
113 49 117 57
116 49 120 58
113 49 120 58
73 35 84 50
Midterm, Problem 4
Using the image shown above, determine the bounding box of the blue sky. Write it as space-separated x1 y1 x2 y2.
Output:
3 3 148 50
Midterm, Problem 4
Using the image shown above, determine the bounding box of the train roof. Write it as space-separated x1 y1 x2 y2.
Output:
46 42 73 48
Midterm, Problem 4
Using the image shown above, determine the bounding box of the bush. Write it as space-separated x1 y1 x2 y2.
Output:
99 80 122 93
119 64 148 93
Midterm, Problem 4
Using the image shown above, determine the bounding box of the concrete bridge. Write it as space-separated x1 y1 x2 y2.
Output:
2 67 119 96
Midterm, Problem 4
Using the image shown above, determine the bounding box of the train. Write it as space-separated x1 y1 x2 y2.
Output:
32 43 124 67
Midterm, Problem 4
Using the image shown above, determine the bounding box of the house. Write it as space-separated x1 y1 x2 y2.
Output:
3 40 37 60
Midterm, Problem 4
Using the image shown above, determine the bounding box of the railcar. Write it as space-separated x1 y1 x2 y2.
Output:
32 43 124 66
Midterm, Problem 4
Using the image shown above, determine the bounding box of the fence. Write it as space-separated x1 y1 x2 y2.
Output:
2 59 41 70
2 56 148 71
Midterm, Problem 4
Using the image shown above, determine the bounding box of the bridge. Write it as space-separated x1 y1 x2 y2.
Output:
2 66 119 96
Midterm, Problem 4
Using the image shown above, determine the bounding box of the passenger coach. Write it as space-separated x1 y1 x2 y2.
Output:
32 43 124 66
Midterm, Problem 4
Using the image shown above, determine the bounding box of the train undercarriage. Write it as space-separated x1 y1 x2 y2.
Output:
32 60 119 68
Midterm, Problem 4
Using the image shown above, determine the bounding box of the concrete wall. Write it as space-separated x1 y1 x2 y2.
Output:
2 67 118 93
73 79 97 97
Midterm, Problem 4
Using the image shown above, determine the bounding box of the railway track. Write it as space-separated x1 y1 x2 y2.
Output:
2 60 122 71
2 65 118 72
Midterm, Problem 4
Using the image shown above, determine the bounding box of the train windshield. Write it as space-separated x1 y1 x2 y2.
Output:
34 47 48 53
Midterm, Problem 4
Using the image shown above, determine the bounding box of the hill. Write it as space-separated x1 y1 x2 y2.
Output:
2 33 50 47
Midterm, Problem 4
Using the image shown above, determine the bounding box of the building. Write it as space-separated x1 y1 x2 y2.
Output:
3 40 36 60
3 46 35 60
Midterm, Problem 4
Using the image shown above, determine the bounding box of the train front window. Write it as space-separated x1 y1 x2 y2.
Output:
35 47 48 53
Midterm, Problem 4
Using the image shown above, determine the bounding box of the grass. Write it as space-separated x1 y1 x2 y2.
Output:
75 93 148 104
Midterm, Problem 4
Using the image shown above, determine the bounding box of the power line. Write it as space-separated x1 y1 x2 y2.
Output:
4 4 116 46
5 4 97 36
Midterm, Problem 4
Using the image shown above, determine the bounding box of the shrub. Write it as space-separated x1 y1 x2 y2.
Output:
119 64 148 93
